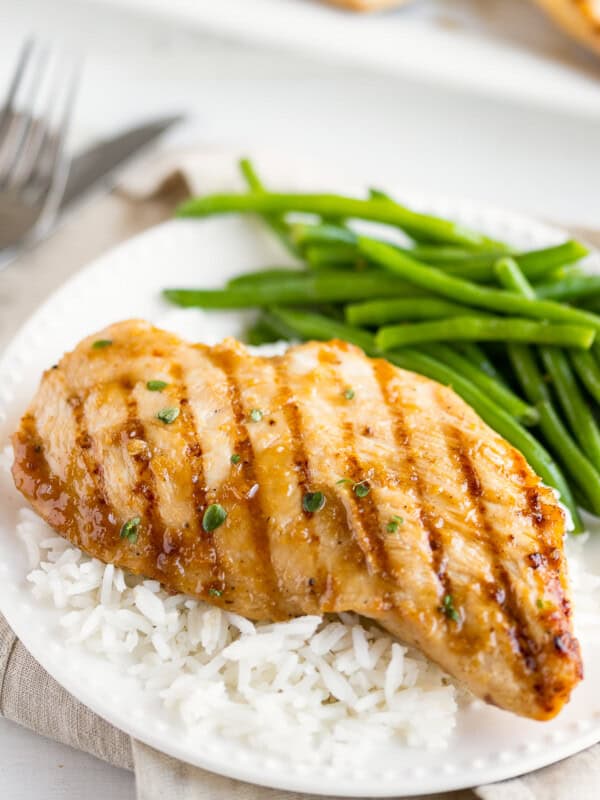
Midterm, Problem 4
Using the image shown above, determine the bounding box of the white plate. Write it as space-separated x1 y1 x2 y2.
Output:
1 199 600 796
85 0 600 118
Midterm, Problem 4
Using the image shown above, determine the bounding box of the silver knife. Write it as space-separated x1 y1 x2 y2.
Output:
0 115 181 272
59 114 183 210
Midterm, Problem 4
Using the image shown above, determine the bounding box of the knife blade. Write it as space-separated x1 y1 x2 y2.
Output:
59 114 183 210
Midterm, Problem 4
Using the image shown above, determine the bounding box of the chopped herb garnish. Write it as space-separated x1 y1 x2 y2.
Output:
441 594 460 623
208 588 223 598
120 516 141 543
536 597 546 610
156 406 179 424
353 481 370 498
343 388 355 400
303 491 326 513
147 380 168 392
386 515 404 533
249 408 263 422
202 503 228 532
336 477 371 497
92 339 112 349
230 453 242 464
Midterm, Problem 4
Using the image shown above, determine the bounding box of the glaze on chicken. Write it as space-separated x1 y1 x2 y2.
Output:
12 320 582 720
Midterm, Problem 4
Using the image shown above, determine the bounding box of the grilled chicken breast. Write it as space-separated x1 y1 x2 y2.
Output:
12 320 582 720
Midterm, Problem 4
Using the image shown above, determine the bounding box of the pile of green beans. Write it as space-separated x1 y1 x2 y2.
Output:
165 158 600 532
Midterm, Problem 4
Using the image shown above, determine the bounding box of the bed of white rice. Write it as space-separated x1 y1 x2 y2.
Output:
1 445 600 762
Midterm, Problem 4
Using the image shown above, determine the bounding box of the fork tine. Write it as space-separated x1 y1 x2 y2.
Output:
0 41 79 255
24 57 79 227
0 41 48 186
0 39 33 130
13 52 78 190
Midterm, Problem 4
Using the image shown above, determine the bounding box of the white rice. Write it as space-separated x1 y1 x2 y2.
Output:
2 445 600 762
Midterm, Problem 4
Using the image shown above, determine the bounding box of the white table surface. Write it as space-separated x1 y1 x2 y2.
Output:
1 0 600 797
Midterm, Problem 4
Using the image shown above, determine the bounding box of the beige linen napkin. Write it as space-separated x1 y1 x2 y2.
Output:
1 147 599 800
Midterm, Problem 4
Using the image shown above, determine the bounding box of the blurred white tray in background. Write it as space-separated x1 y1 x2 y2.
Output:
84 0 600 118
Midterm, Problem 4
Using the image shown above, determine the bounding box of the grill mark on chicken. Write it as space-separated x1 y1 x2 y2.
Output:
272 362 314 531
373 359 449 599
445 421 539 675
169 364 222 589
509 449 573 628
273 359 328 604
208 349 283 614
509 449 563 553
315 341 392 577
338 431 392 578
510 450 548 532
122 387 164 560
68 387 119 547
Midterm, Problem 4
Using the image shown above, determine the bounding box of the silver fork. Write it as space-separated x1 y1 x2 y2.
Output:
0 40 78 257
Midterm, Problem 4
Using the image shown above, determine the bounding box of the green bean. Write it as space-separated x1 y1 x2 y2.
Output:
291 222 357 249
535 275 600 302
494 256 599 520
403 241 585 282
570 350 600 405
510 353 587 529
264 308 576 518
358 237 600 331
502 347 547 427
507 345 599 519
265 308 376 351
515 240 588 281
368 195 585 279
238 159 298 256
292 222 499 267
366 187 443 246
228 268 304 288
437 241 586 282
305 244 360 269
345 298 488 326
292 219 509 278
505 344 545 404
368 187 389 201
164 271 421 309
245 316 282 346
423 343 538 425
177 192 506 249
496 256 600 474
291 217 583 283
291 221 586 282
238 158 265 192
579 296 600 313
366 186 507 251
496 259 600 507
494 257 536 299
376 317 595 351
535 400 600 519
455 343 507 383
302 233 505 277
411 245 477 263
541 347 600 472
543 264 587 283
